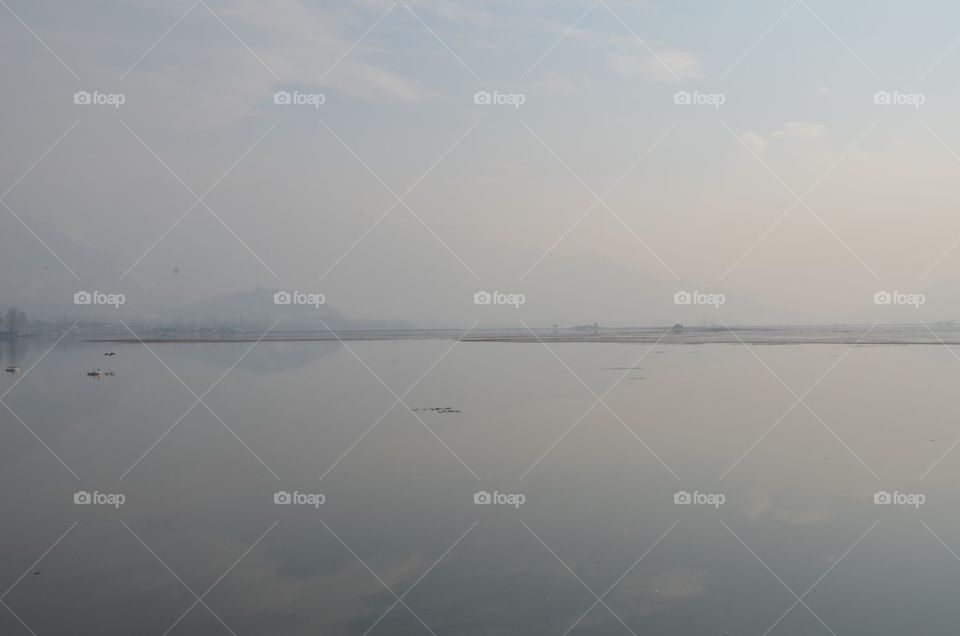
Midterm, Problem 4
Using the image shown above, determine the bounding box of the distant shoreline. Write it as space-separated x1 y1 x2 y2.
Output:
81 324 960 346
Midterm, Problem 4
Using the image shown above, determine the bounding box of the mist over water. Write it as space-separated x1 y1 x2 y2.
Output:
0 335 957 634
6 1 960 633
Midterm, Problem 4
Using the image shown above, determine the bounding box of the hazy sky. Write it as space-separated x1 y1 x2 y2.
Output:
4 0 960 325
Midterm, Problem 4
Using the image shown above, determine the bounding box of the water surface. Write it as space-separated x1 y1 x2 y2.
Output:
1 335 959 634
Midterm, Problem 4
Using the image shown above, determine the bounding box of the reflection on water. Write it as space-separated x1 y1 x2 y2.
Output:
1 337 960 634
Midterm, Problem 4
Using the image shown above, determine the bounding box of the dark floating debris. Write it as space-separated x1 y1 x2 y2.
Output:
86 369 115 379
4 367 20 374
412 407 461 414
104 352 116 356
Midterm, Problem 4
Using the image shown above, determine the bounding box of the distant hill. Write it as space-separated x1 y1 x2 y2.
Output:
177 287 349 329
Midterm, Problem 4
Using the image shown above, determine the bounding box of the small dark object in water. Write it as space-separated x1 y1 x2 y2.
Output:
4 367 19 374
104 352 116 356
412 407 461 414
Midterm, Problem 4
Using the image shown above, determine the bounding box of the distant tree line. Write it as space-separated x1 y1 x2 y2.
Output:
3 308 26 333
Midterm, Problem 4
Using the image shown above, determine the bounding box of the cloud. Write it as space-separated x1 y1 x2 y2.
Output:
740 121 826 154
325 60 435 103
740 130 768 155
606 49 702 81
769 121 826 141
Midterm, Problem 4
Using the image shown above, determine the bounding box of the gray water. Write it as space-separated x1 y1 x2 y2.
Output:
1 335 959 634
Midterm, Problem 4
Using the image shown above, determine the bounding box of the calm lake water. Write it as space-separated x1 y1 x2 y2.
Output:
2 335 960 634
